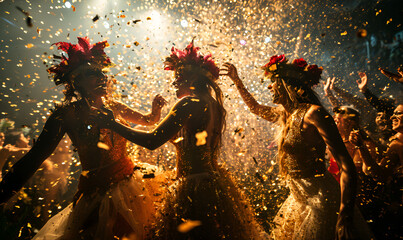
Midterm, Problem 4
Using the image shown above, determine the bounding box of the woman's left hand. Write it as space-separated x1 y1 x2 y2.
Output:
90 106 115 128
152 94 168 110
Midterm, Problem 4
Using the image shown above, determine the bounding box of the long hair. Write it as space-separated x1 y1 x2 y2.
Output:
189 71 227 153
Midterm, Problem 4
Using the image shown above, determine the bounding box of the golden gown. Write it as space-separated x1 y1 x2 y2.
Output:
270 104 373 240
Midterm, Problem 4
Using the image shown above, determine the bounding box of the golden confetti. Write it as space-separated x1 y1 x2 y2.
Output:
173 137 184 143
97 142 110 150
177 220 202 233
195 131 207 146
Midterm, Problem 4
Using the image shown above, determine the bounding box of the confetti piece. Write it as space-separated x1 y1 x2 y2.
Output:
195 131 207 146
356 29 367 38
81 171 89 177
177 220 202 233
92 15 100 22
173 137 184 143
97 142 110 150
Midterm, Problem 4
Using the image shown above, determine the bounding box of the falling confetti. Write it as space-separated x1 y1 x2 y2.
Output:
177 220 202 233
195 131 207 146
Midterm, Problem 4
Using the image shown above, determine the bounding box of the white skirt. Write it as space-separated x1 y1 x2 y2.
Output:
33 171 156 240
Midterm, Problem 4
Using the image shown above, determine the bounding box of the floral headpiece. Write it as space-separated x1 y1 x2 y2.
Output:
164 41 219 80
47 37 113 86
261 54 323 87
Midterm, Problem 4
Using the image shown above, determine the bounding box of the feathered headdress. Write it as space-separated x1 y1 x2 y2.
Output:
47 37 113 85
164 41 219 80
261 54 322 87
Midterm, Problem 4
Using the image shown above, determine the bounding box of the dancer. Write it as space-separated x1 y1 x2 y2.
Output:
0 37 166 240
222 56 371 239
93 41 265 239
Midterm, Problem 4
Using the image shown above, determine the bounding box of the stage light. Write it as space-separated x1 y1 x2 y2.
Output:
264 36 271 43
240 39 246 45
181 20 188 28
64 1 72 8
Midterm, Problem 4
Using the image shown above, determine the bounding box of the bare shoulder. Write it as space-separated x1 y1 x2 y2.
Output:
304 104 332 125
388 138 403 153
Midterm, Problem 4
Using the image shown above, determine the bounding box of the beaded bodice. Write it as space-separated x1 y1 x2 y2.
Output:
281 104 326 178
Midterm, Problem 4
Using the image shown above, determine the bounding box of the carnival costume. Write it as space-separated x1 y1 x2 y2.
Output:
262 55 373 240
149 43 265 240
33 37 158 240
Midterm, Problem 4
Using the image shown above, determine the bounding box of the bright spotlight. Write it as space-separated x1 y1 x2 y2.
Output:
240 39 246 45
64 1 72 8
264 36 271 43
181 20 188 27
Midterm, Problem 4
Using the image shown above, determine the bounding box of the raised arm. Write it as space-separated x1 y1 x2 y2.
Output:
305 105 357 239
357 72 395 113
0 111 65 203
221 63 280 122
323 77 341 108
380 67 403 84
95 97 198 150
109 94 167 126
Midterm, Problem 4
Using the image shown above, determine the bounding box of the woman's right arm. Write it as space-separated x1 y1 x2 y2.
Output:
305 105 357 239
94 97 198 150
0 111 65 203
221 63 280 122
110 95 167 126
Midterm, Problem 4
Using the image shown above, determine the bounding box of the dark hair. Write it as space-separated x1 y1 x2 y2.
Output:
186 70 227 152
61 67 105 104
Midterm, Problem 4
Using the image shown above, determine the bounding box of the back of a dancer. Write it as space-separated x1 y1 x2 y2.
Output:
172 95 223 178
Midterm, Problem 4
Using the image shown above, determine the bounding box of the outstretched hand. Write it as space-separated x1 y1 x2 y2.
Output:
323 77 335 95
89 106 115 129
220 63 241 83
152 94 168 110
379 67 403 84
357 72 368 92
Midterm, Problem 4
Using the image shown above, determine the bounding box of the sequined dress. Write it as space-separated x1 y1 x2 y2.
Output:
33 123 157 240
270 104 373 240
149 113 266 239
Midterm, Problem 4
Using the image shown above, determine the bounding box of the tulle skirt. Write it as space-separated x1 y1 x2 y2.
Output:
149 166 267 240
33 171 156 240
270 171 374 240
